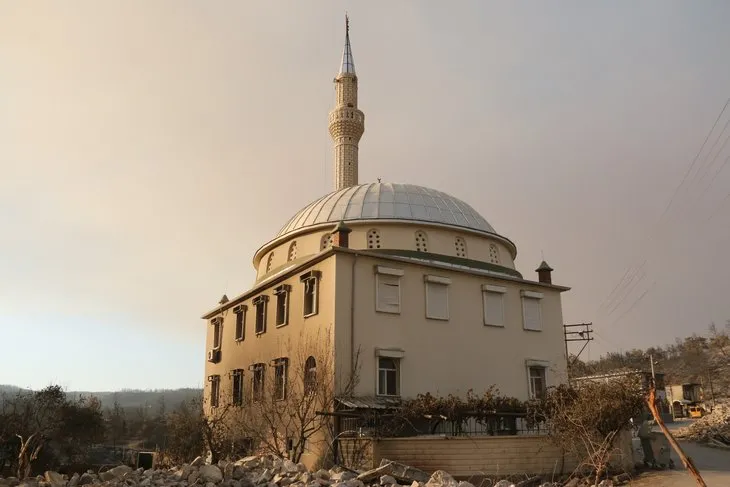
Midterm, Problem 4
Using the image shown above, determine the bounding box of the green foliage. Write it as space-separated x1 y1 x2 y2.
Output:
571 325 730 396
388 387 530 436
533 377 645 482
163 398 206 464
0 385 105 477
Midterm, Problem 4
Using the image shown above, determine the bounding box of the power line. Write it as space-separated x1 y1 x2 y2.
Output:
657 97 730 225
594 97 730 325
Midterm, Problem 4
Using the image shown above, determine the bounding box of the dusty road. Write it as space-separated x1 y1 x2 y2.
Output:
630 421 730 486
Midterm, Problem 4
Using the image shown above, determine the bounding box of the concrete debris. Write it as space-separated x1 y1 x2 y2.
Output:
674 399 730 446
0 454 637 487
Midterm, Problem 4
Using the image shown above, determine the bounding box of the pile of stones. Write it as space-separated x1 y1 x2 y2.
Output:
0 455 630 487
675 400 730 447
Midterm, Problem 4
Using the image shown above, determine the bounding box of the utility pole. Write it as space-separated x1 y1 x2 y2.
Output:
706 367 716 411
563 322 594 379
650 354 656 381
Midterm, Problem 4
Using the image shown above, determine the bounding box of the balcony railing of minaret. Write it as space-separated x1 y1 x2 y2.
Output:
329 112 363 123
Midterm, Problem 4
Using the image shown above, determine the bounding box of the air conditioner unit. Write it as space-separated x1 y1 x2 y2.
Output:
207 349 221 363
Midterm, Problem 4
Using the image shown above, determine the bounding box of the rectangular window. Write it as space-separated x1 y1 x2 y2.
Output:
273 358 288 401
253 295 268 334
375 266 404 314
482 285 506 327
211 317 223 350
528 366 547 399
209 375 220 408
424 275 450 320
234 305 247 341
231 369 244 406
251 363 265 401
300 271 321 317
521 291 543 331
377 357 400 396
274 285 291 327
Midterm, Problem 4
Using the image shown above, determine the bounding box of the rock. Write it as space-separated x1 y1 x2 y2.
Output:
67 475 79 487
4 478 20 487
492 481 513 487
373 461 430 485
379 476 396 486
425 471 457 487
254 470 275 486
514 478 541 487
188 471 200 485
610 473 629 486
78 474 94 486
313 472 329 481
597 481 613 487
44 472 65 487
224 465 235 482
200 466 223 484
232 468 246 481
457 483 475 487
140 480 151 487
99 473 115 483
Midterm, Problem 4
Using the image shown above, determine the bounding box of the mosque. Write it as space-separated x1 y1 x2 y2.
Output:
202 17 570 462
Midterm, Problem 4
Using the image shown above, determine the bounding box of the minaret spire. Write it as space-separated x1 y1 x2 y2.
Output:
340 15 355 75
329 14 365 191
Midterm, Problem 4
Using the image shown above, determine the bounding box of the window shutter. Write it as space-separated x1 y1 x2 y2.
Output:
483 291 504 326
426 282 449 320
522 297 542 331
377 275 400 313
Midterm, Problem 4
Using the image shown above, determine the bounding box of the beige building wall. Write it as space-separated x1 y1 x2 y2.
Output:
203 256 339 466
254 224 517 282
333 252 567 401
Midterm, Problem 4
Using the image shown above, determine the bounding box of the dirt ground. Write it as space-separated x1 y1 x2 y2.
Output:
628 420 730 486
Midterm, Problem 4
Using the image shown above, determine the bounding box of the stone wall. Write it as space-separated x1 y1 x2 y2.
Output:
356 431 634 477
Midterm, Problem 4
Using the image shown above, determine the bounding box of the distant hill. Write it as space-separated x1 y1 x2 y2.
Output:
0 384 202 411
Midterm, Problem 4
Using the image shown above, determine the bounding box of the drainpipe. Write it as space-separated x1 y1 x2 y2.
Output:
350 253 358 382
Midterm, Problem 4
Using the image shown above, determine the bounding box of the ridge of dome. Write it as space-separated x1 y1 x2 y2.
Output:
276 182 497 238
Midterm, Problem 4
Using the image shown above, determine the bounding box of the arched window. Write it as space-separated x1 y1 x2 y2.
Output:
454 237 467 258
489 244 500 264
266 252 275 273
367 229 381 249
415 231 428 252
320 234 334 250
287 241 297 261
304 356 317 395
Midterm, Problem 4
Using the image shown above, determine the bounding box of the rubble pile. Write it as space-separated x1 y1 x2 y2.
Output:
0 455 630 487
674 400 730 447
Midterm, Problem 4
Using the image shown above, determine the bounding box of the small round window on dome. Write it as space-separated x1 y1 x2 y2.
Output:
454 237 467 258
367 229 381 249
415 231 428 252
489 244 500 264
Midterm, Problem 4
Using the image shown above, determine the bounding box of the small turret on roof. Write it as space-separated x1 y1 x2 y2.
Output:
536 260 554 284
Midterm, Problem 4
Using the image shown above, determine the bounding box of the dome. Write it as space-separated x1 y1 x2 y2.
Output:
276 183 499 237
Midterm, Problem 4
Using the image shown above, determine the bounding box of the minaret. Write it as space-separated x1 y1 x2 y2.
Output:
329 15 365 191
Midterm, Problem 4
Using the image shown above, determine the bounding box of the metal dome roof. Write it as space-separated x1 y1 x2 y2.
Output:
276 183 498 237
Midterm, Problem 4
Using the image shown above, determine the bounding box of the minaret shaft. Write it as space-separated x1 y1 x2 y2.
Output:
329 15 364 191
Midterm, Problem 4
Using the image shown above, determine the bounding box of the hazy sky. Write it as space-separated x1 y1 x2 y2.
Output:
2 1 730 391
